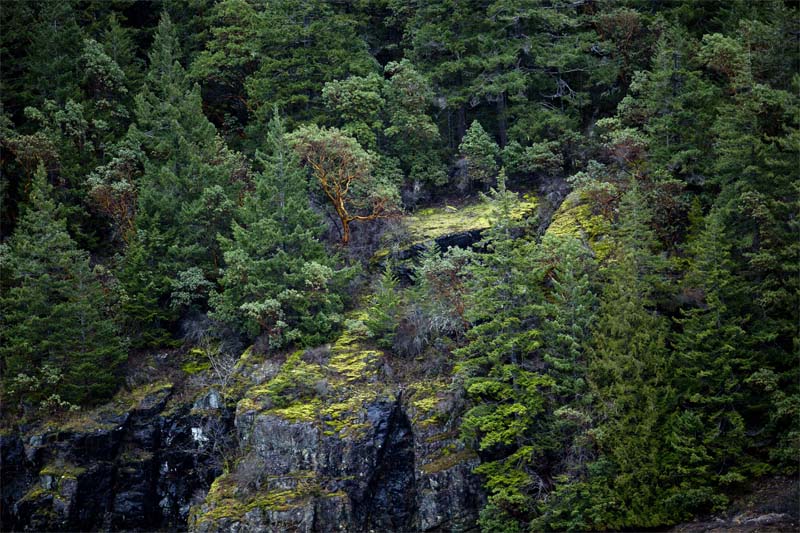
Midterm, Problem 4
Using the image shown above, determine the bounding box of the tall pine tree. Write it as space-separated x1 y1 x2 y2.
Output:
211 110 343 349
1 166 125 411
120 12 241 341
457 176 553 531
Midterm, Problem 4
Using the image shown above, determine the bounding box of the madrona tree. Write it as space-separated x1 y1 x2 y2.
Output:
288 124 399 244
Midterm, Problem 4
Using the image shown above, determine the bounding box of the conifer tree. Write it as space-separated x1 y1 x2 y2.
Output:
457 175 553 530
121 12 240 338
243 0 377 131
458 120 499 191
539 233 597 399
543 184 673 530
383 60 447 188
664 207 750 514
189 0 259 143
536 233 598 495
708 48 799 468
211 110 343 348
365 263 403 349
0 166 125 410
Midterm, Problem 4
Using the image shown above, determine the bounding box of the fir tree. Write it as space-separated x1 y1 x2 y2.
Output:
457 175 553 530
243 0 377 132
663 207 751 515
0 166 125 410
122 12 240 339
458 120 500 191
211 110 343 348
587 185 671 528
365 263 403 349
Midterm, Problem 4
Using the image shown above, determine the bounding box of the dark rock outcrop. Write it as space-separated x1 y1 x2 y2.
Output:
1 382 235 532
191 329 483 532
2 328 483 532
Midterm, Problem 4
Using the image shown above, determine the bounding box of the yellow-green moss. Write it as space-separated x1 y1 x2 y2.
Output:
198 475 247 522
232 346 256 373
39 463 85 479
48 380 173 434
420 449 478 474
320 389 380 437
511 193 539 220
182 348 212 375
264 398 321 423
20 486 49 502
198 473 333 525
329 348 381 383
404 193 537 244
405 202 493 244
247 486 313 512
239 351 324 415
407 379 448 426
547 191 613 260
128 380 173 404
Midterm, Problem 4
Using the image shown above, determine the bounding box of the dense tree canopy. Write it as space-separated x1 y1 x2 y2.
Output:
0 1 796 530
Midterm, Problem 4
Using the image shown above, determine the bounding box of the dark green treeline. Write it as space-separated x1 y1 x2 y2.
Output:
1 1 797 530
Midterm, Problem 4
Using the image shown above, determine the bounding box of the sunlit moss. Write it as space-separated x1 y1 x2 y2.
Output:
404 192 537 244
407 379 448 426
264 398 321 423
196 473 339 525
547 190 612 260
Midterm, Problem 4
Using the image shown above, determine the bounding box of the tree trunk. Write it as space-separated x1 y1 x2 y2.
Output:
497 93 508 148
342 218 351 244
456 105 467 145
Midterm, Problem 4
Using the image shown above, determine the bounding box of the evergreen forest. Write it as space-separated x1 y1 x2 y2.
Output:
0 1 798 532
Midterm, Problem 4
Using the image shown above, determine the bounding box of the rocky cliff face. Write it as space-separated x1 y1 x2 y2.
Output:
190 324 483 532
1 380 235 532
1 325 484 532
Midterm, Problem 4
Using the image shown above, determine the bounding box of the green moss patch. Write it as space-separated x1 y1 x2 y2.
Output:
328 347 381 384
405 202 492 244
404 193 537 245
182 348 212 375
264 398 321 423
420 449 478 474
39 462 86 479
44 380 173 434
407 379 449 426
546 190 612 259
197 473 337 525
320 389 382 437
239 350 325 415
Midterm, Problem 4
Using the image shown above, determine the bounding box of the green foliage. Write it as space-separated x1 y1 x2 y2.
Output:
322 73 385 150
0 167 126 410
456 177 555 529
0 3 798 531
288 123 400 244
261 351 324 409
538 234 597 399
458 121 499 190
383 60 447 187
211 110 344 348
120 12 242 341
364 264 402 348
243 0 377 130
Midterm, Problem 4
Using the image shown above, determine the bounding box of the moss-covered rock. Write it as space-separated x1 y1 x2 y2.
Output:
182 348 212 375
403 192 537 245
546 189 613 259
